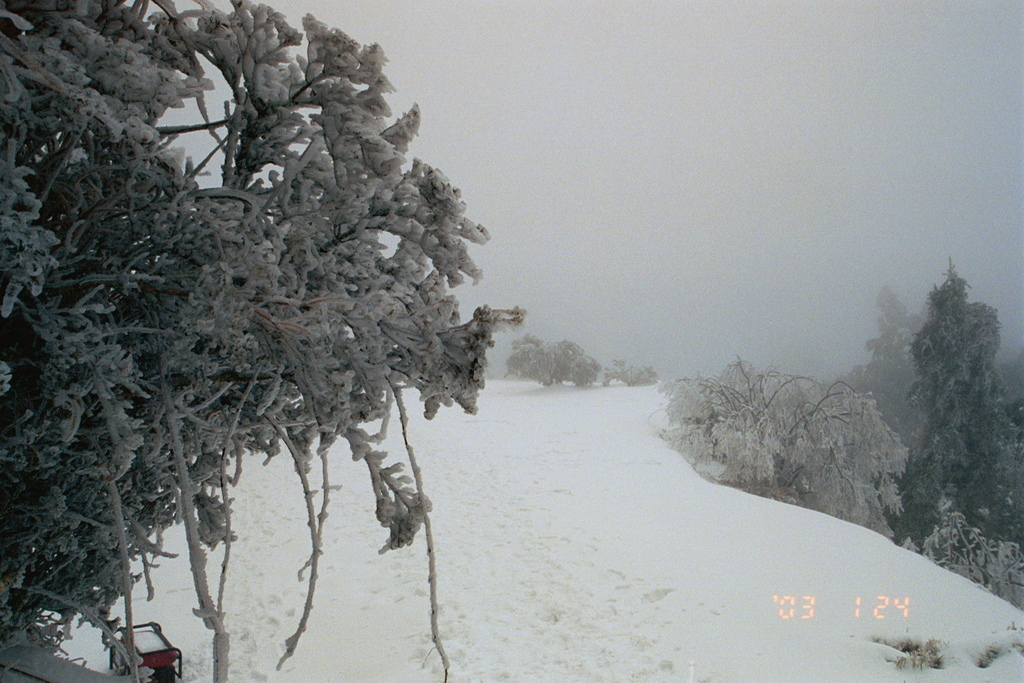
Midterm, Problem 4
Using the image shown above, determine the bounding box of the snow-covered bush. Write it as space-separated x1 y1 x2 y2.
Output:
602 360 658 387
506 335 601 386
662 361 908 535
923 511 1024 609
0 1 520 677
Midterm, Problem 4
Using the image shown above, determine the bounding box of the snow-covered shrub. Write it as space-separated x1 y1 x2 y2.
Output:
602 360 658 387
506 335 601 386
923 511 1024 609
662 361 908 535
0 1 520 677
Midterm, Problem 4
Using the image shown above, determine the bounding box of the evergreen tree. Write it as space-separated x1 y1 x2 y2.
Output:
896 266 1021 546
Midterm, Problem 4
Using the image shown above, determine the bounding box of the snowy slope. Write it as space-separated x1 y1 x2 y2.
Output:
66 380 1024 682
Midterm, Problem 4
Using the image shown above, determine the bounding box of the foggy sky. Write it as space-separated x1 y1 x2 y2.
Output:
289 0 1023 379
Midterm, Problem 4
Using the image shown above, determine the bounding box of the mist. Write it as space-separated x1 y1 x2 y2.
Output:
288 0 1023 380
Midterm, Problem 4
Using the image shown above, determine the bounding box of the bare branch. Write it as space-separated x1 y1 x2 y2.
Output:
157 119 231 136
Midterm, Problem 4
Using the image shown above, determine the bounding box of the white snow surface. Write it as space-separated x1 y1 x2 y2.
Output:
66 380 1024 682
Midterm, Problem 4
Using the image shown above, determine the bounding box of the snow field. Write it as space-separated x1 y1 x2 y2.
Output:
68 380 1024 682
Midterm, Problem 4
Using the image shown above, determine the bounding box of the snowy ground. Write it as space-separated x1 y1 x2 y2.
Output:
66 380 1024 682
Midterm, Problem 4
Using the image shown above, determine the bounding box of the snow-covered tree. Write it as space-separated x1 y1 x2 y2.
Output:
505 335 601 387
662 361 907 536
896 265 1021 547
602 360 658 387
923 509 1024 609
0 1 520 678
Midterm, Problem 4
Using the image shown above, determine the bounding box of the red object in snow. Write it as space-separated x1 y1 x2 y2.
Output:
110 622 182 683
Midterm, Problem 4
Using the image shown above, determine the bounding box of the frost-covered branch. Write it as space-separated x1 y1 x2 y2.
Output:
105 479 141 683
269 416 329 671
165 389 230 683
924 511 1024 608
393 383 450 679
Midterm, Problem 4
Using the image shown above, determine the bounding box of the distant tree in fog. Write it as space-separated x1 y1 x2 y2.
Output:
999 351 1024 457
506 335 601 386
999 351 1024 402
662 361 907 536
844 286 923 447
603 360 659 387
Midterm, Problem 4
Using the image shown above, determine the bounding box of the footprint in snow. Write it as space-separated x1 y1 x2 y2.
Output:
641 588 675 603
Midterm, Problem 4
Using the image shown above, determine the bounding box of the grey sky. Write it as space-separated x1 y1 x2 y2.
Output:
285 0 1023 378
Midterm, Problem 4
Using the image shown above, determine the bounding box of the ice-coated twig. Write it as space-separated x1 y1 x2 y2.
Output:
392 382 450 681
104 479 140 683
217 373 260 620
270 417 326 671
165 388 230 683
